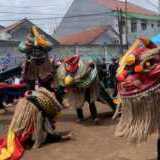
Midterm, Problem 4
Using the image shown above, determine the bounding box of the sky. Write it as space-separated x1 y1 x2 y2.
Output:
0 0 158 34
126 0 158 11
0 0 74 33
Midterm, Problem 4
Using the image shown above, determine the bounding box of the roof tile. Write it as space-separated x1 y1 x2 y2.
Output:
96 0 156 16
58 26 116 45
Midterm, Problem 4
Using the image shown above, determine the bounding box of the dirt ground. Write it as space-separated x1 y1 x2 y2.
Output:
0 102 157 160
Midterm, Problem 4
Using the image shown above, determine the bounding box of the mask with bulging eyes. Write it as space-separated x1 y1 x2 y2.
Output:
117 38 160 97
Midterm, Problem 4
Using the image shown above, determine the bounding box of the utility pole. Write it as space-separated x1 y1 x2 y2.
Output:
125 0 129 49
117 8 124 53
159 0 160 15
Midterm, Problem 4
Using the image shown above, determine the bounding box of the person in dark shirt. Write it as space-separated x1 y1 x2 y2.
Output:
109 58 119 97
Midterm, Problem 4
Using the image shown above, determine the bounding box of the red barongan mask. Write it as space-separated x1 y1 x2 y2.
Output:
64 55 80 73
117 37 160 97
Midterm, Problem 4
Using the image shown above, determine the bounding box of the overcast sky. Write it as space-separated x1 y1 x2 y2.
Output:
126 0 158 11
0 0 74 33
0 0 158 34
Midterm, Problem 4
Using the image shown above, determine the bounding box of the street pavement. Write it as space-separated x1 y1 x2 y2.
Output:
0 102 157 160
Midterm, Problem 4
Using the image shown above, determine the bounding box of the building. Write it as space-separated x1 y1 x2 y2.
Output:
56 0 160 45
53 25 121 61
0 19 59 70
1 18 59 45
58 25 119 45
0 40 23 70
0 25 11 41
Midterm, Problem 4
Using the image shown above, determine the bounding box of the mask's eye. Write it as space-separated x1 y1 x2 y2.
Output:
145 62 151 67
144 58 155 66
144 61 152 68
141 57 156 72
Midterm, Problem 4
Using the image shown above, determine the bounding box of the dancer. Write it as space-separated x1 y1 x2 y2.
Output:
56 55 99 122
19 26 54 90
0 88 71 160
115 37 160 160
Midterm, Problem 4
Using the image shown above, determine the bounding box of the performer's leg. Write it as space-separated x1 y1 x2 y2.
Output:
89 102 98 120
46 131 72 143
157 131 160 160
76 108 84 121
99 83 117 111
112 81 118 98
85 88 98 121
46 133 62 142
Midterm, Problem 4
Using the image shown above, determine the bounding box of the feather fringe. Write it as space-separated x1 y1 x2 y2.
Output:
115 87 160 143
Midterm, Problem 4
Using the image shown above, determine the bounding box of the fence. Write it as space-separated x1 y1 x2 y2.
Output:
0 44 124 72
0 40 25 71
50 44 123 62
0 54 24 72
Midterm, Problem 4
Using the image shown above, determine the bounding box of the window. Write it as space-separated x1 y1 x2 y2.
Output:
121 17 126 34
114 39 120 44
141 20 147 30
151 24 154 28
121 17 126 26
131 19 137 32
157 21 160 27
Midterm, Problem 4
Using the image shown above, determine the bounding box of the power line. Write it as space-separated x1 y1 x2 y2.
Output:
0 0 74 17
63 0 73 13
0 11 65 16
0 6 68 11
0 0 73 16
147 0 159 9
36 16 110 30
0 3 71 8
0 11 113 22
37 18 107 27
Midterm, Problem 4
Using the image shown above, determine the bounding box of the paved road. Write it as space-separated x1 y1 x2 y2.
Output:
0 103 157 160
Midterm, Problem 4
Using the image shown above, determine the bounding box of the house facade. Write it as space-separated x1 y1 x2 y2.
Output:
112 11 160 43
1 18 59 45
56 0 160 45
0 19 59 70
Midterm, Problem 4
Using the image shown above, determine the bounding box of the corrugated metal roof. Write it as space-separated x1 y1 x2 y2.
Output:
58 26 118 45
96 0 156 16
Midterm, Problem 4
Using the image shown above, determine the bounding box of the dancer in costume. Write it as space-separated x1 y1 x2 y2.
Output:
0 87 71 160
56 55 116 122
115 36 160 160
56 55 98 122
18 26 54 90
